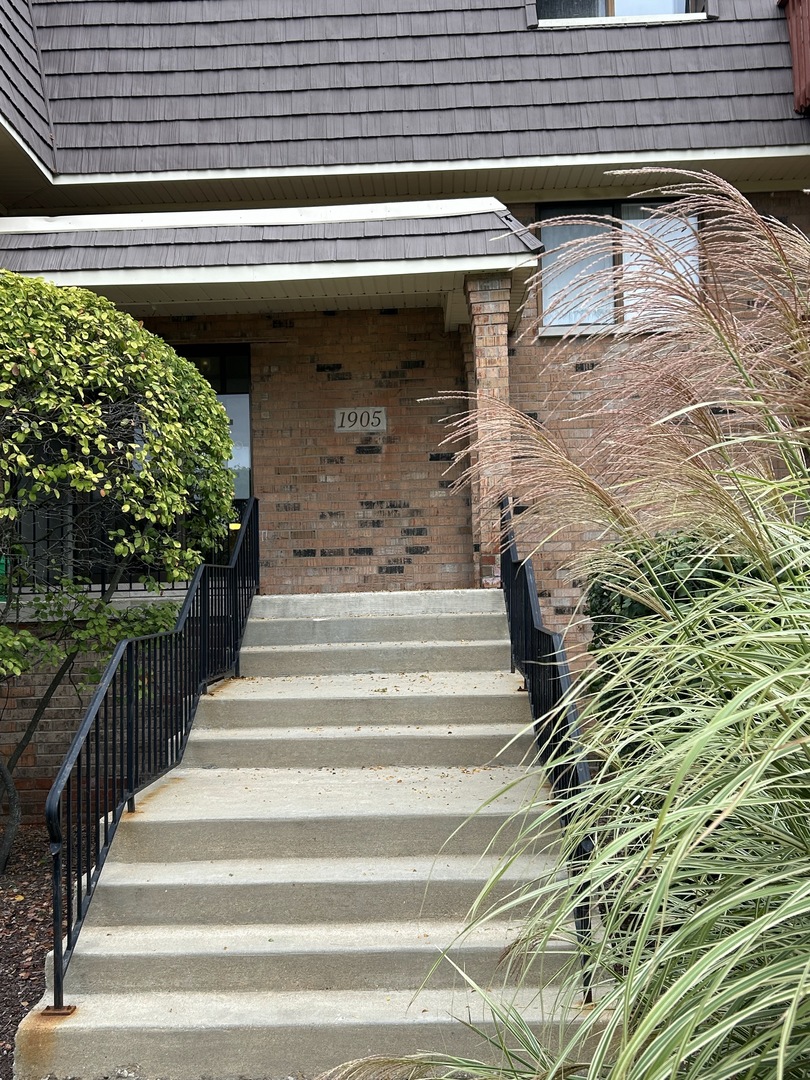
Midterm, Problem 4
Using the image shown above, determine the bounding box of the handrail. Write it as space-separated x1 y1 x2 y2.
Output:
44 498 260 1011
499 496 594 1003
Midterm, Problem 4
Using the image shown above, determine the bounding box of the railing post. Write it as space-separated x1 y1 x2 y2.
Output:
231 563 240 677
125 641 135 813
200 566 210 690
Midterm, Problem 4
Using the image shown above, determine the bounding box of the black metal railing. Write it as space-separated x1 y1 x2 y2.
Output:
499 496 594 1002
44 498 260 1011
3 492 252 596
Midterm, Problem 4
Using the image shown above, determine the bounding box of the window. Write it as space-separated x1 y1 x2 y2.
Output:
536 0 706 20
174 343 252 498
537 200 699 328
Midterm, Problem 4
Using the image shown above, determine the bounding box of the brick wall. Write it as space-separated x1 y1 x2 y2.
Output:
1 657 101 826
505 201 591 653
749 189 810 230
146 308 476 594
141 193 810 624
508 327 605 659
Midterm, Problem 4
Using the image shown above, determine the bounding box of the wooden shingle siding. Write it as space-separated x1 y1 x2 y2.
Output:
0 209 541 274
0 0 54 168
779 0 810 112
26 0 805 177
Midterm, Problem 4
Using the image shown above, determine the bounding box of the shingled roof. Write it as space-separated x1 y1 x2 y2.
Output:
0 202 541 274
20 0 809 179
0 0 53 170
0 198 540 324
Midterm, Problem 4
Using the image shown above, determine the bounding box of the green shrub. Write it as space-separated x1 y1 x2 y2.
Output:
585 533 761 650
0 270 235 871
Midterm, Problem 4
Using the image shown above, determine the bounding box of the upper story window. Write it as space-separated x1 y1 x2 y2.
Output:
537 200 699 329
536 0 707 21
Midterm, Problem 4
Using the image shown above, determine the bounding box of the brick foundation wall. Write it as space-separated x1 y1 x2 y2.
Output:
146 309 476 595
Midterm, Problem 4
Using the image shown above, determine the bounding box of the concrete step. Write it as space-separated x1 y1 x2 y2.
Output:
61 920 574 994
250 589 507 619
84 853 553 927
182 724 534 768
196 670 530 728
16 589 567 1080
16 987 590 1080
239 640 513 677
243 611 509 647
110 766 550 861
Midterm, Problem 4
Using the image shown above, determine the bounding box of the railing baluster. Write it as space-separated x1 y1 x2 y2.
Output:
75 749 84 918
126 642 135 813
93 714 100 883
50 834 64 1007
44 499 260 1006
113 666 120 809
65 776 74 934
103 694 110 848
150 637 156 770
164 634 170 763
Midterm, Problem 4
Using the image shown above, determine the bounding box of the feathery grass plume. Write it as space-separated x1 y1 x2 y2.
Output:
316 173 810 1080
452 174 810 564
469 173 810 1076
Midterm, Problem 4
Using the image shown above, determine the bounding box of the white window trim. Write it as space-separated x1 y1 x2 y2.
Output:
534 12 707 26
525 0 718 26
535 323 614 337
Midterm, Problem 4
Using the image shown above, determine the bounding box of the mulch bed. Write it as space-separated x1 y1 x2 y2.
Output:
0 826 53 1080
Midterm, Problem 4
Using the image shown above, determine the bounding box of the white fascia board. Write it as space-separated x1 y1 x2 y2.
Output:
24 253 536 289
47 145 810 188
0 197 507 235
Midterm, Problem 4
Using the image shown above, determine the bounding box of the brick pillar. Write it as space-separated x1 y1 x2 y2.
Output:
460 326 482 585
464 274 512 588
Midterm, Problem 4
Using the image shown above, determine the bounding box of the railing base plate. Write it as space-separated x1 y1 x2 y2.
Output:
43 1005 77 1016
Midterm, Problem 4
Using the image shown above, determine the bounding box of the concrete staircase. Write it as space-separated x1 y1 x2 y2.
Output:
16 589 570 1080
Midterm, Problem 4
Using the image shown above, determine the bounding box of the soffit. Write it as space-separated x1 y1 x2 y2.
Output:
4 147 810 215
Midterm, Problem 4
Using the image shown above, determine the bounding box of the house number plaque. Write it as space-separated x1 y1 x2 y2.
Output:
334 407 387 433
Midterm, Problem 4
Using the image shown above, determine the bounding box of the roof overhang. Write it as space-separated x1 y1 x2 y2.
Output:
4 145 810 214
0 198 541 331
0 124 53 212
45 145 810 193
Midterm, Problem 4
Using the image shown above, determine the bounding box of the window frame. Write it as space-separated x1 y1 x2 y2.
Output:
528 0 717 27
536 198 700 333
